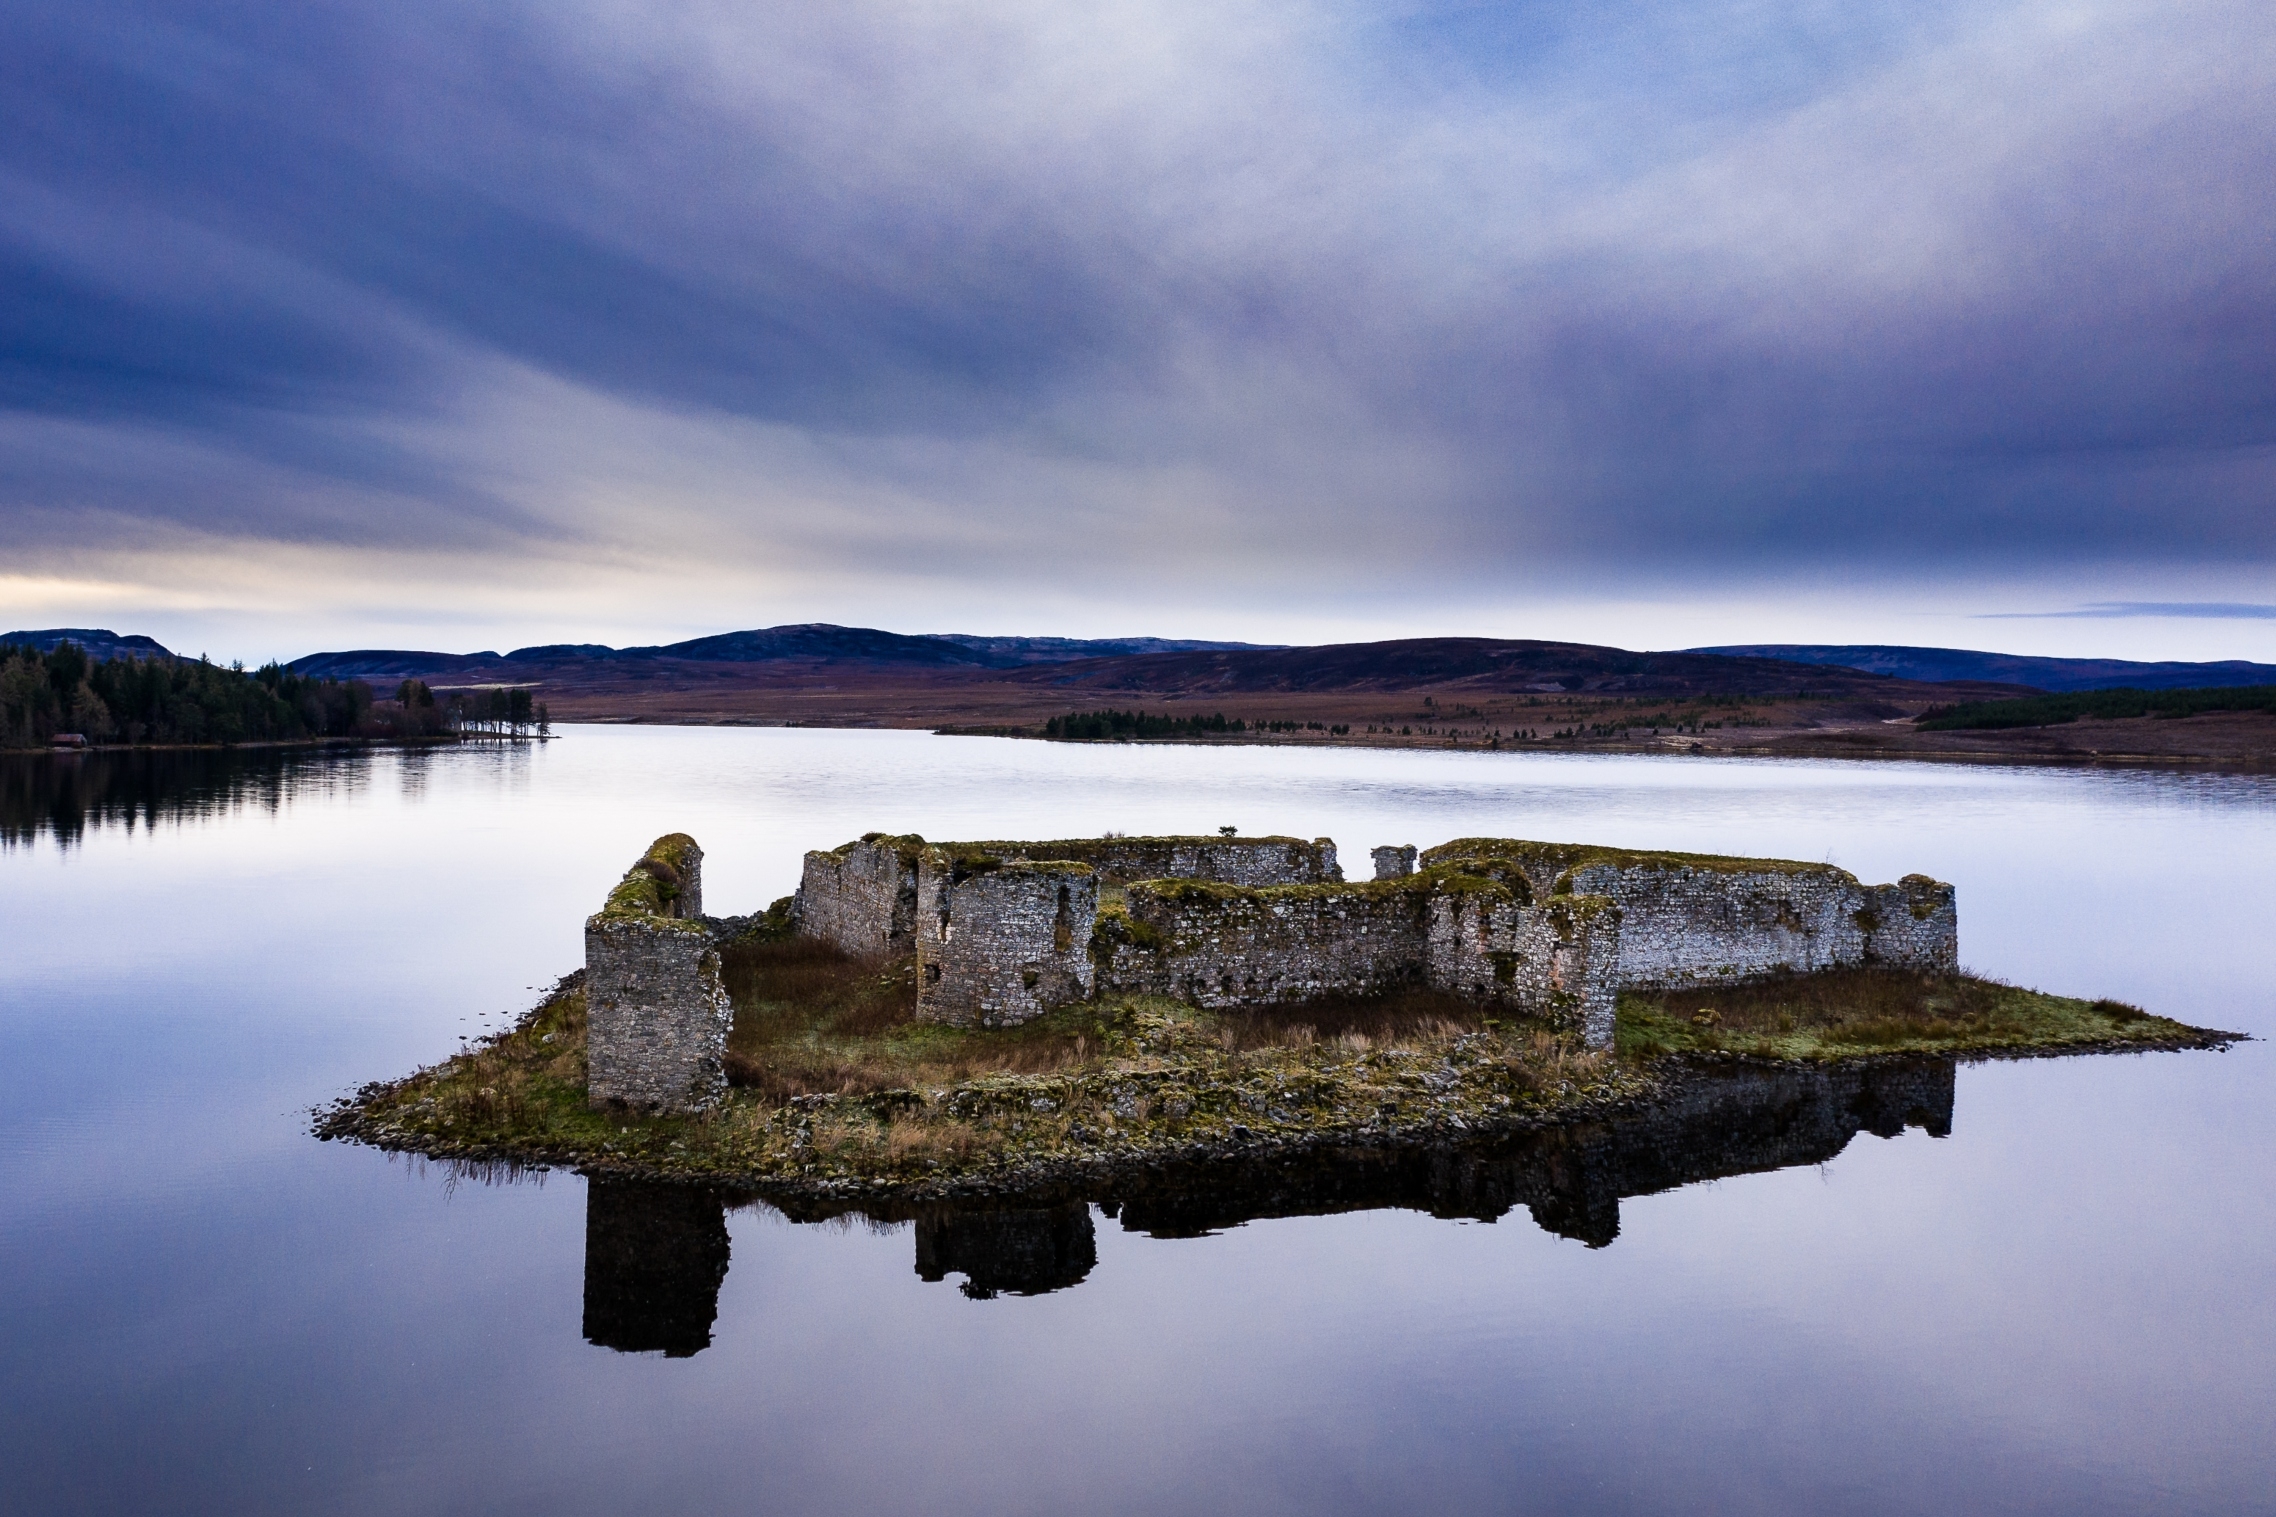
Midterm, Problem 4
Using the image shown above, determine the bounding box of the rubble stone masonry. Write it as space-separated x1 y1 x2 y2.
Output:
1422 839 1959 988
796 834 1338 959
587 829 1957 1099
916 855 1098 1027
586 834 732 1113
1096 880 1435 1007
1090 869 1626 1044
795 835 924 956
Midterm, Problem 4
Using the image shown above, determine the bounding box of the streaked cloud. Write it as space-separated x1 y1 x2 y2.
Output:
1983 602 2276 620
2 0 2272 648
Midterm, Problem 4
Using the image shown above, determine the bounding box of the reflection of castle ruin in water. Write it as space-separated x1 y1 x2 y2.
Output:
579 1057 1955 1353
582 1179 732 1356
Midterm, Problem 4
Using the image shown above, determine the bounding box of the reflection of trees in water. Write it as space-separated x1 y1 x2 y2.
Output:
0 743 526 848
577 1059 1955 1353
0 747 368 849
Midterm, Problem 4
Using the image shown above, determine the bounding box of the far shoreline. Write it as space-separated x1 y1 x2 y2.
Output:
540 713 2276 775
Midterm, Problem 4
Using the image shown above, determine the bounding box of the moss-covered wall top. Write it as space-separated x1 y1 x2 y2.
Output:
598 833 706 927
1424 837 1857 894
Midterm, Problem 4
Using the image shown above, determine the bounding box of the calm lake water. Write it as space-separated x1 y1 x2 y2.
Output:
2 728 2272 1516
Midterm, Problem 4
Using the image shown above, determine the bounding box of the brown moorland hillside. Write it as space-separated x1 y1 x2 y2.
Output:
276 631 2276 769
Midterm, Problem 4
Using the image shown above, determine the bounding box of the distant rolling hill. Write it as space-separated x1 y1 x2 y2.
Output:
283 626 2017 701
285 625 1275 681
1694 644 2276 693
0 627 176 662
999 638 2024 699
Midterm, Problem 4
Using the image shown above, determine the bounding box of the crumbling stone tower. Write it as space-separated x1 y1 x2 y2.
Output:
585 834 731 1113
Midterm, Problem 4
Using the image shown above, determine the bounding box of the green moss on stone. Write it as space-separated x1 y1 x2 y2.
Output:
1426 837 1851 881
598 833 704 924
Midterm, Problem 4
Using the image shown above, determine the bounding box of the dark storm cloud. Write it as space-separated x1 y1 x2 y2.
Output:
3 0 2273 586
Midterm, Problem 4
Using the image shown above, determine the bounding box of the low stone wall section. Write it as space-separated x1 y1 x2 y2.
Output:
1093 874 1624 1044
586 834 732 1113
943 835 1340 886
1096 880 1432 1008
1422 839 1958 989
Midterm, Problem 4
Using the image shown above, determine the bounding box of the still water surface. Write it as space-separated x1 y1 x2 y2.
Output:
2 729 2272 1515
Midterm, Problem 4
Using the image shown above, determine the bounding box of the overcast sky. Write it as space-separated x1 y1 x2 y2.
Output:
4 0 2273 663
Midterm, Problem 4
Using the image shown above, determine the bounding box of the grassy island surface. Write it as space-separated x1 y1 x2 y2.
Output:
317 935 2237 1200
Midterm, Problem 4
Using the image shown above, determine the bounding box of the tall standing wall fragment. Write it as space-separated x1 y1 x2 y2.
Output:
586 834 731 1113
1372 845 1418 880
795 835 924 956
916 855 1098 1026
1423 887 1625 1047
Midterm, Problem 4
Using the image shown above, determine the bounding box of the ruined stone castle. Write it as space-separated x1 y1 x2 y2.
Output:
584 829 1957 1112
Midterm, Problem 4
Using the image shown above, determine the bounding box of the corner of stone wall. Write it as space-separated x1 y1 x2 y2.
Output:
1543 893 1622 1048
1372 844 1418 880
586 834 732 1113
1861 875 1958 971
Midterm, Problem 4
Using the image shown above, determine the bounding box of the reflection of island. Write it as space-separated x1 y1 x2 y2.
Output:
1105 1056 1952 1247
577 1059 1953 1351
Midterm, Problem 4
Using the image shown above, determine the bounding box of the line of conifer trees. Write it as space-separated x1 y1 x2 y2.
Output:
1042 708 1246 740
0 640 549 749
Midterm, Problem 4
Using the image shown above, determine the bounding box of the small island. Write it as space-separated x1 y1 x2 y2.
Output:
318 830 2236 1199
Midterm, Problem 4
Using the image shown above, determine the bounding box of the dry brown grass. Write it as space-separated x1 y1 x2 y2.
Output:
719 936 1098 1101
386 984 590 1129
1658 967 1999 1040
1214 988 1490 1052
1618 967 2170 1059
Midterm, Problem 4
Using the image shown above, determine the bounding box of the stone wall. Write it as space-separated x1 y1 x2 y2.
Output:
1096 880 1432 1007
1091 872 1625 1044
797 833 1337 959
1423 888 1624 1047
915 855 1099 1027
795 834 923 955
1861 875 1959 971
775 829 1955 1052
1422 839 1958 989
956 835 1342 886
586 834 732 1113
